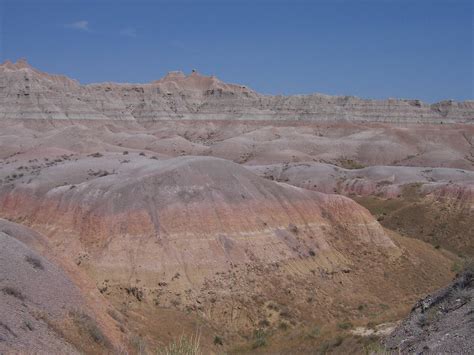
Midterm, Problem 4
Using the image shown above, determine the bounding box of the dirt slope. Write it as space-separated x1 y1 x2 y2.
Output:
0 219 126 354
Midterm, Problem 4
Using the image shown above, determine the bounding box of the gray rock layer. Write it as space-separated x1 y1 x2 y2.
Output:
384 266 473 354
1 59 473 123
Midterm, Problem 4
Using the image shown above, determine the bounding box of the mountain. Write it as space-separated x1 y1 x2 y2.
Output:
1 59 473 123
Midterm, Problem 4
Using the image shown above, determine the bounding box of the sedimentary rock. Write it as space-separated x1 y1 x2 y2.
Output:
1 59 473 123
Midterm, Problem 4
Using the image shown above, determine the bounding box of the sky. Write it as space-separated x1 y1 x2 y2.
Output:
0 0 472 102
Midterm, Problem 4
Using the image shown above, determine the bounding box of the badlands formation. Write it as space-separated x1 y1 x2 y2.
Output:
1 58 473 123
0 59 473 353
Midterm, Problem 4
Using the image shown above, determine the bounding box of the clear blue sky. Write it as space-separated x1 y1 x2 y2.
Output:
0 0 472 102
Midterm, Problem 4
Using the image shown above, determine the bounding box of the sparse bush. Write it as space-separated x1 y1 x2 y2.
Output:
332 336 344 347
366 321 377 329
266 302 279 311
89 152 103 158
305 326 320 339
278 322 289 331
23 320 34 331
452 288 472 303
123 151 129 155
288 224 298 234
2 286 25 301
337 158 365 169
417 314 427 328
70 310 110 347
157 332 201 355
125 286 143 301
213 335 223 346
139 152 146 156
25 255 44 270
279 308 291 319
131 334 147 354
106 308 122 322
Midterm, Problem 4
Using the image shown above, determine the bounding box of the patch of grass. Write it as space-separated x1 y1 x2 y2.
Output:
319 335 344 353
337 158 365 170
363 339 389 354
337 322 353 330
157 332 201 355
451 261 463 273
25 255 44 270
2 286 25 301
251 329 267 349
401 182 423 199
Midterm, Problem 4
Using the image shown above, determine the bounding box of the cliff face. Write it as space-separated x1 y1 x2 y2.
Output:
1 59 472 123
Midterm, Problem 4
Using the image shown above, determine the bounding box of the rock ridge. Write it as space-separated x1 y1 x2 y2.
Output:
0 59 472 123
